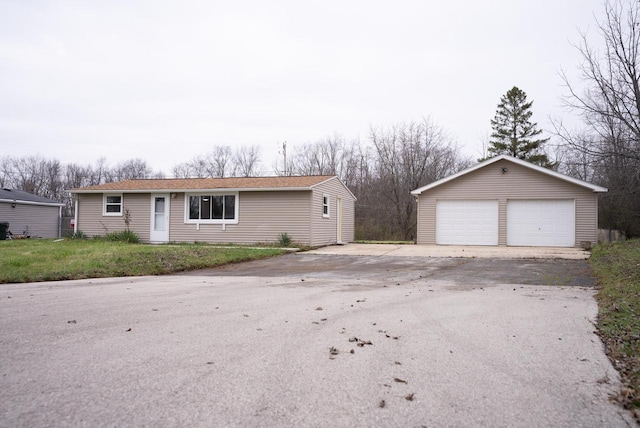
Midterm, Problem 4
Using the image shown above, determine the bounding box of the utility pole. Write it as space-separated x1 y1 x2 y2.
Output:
282 141 287 176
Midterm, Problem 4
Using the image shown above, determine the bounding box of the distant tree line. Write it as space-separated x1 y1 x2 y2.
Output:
275 120 471 241
0 156 164 219
0 118 470 241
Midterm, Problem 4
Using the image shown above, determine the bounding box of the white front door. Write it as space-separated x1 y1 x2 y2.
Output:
150 194 170 243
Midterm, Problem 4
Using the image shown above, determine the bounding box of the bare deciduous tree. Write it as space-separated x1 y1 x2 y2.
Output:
110 158 159 181
285 134 356 180
171 162 193 179
369 119 471 241
172 145 256 178
233 145 262 177
558 0 640 162
5 156 62 199
208 146 232 178
554 0 640 236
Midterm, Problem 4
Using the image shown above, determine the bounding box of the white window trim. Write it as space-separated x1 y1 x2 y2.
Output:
184 192 239 224
322 194 330 218
103 193 123 216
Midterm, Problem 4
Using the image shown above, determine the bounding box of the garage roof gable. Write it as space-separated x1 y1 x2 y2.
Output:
410 155 608 195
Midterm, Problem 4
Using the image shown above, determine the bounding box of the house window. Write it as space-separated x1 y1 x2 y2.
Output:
186 194 238 223
103 194 123 216
322 194 330 218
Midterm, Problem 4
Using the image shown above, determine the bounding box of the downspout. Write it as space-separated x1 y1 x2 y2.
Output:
74 198 79 234
416 196 420 244
595 192 599 246
58 205 62 238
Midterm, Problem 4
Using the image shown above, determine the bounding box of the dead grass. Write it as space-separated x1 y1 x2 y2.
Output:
591 239 640 421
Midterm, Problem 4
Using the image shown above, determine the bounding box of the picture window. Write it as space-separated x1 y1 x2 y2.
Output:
187 194 237 223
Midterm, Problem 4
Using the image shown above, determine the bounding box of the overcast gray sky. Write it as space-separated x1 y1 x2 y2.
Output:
1 0 602 175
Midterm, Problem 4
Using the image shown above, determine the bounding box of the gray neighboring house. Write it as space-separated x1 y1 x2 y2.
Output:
0 188 65 238
410 155 608 248
70 175 356 246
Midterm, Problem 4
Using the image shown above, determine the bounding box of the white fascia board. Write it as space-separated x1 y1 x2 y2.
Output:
410 155 608 195
506 156 608 192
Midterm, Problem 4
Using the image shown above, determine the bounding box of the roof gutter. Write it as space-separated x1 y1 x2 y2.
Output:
69 186 315 194
0 198 65 207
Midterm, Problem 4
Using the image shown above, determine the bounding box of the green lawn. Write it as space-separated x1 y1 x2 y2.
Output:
591 239 640 421
0 239 285 283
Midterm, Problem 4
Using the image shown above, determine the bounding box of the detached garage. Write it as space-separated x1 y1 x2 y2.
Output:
411 155 608 248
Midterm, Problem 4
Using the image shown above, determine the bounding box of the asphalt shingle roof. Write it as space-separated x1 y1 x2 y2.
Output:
0 188 63 205
71 175 337 193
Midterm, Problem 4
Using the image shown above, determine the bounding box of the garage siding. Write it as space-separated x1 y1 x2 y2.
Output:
0 203 60 238
416 159 598 247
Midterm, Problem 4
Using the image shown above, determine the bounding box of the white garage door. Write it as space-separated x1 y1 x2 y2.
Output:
436 200 498 245
507 200 575 247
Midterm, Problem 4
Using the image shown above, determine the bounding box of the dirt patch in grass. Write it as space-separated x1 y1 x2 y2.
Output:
591 239 640 422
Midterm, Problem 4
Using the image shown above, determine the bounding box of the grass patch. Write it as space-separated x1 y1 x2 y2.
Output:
591 239 640 420
0 239 285 283
103 230 140 243
278 232 292 247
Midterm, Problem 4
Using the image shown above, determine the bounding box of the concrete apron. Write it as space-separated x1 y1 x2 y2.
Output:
306 243 591 260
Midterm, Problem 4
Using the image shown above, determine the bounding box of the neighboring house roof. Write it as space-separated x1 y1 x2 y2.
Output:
70 175 357 199
0 188 64 207
410 155 608 195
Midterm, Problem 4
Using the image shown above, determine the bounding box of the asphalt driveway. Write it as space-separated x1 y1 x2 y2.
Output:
0 253 634 427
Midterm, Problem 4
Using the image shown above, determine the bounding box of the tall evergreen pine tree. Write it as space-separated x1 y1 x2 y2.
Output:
483 86 552 167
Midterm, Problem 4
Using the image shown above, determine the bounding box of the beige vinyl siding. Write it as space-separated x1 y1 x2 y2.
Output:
168 191 312 245
76 193 151 241
0 202 60 238
310 177 355 246
416 159 598 247
341 190 355 243
575 196 597 245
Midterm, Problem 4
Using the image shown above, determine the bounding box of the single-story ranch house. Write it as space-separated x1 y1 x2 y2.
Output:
0 188 65 238
410 155 608 248
70 175 355 246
